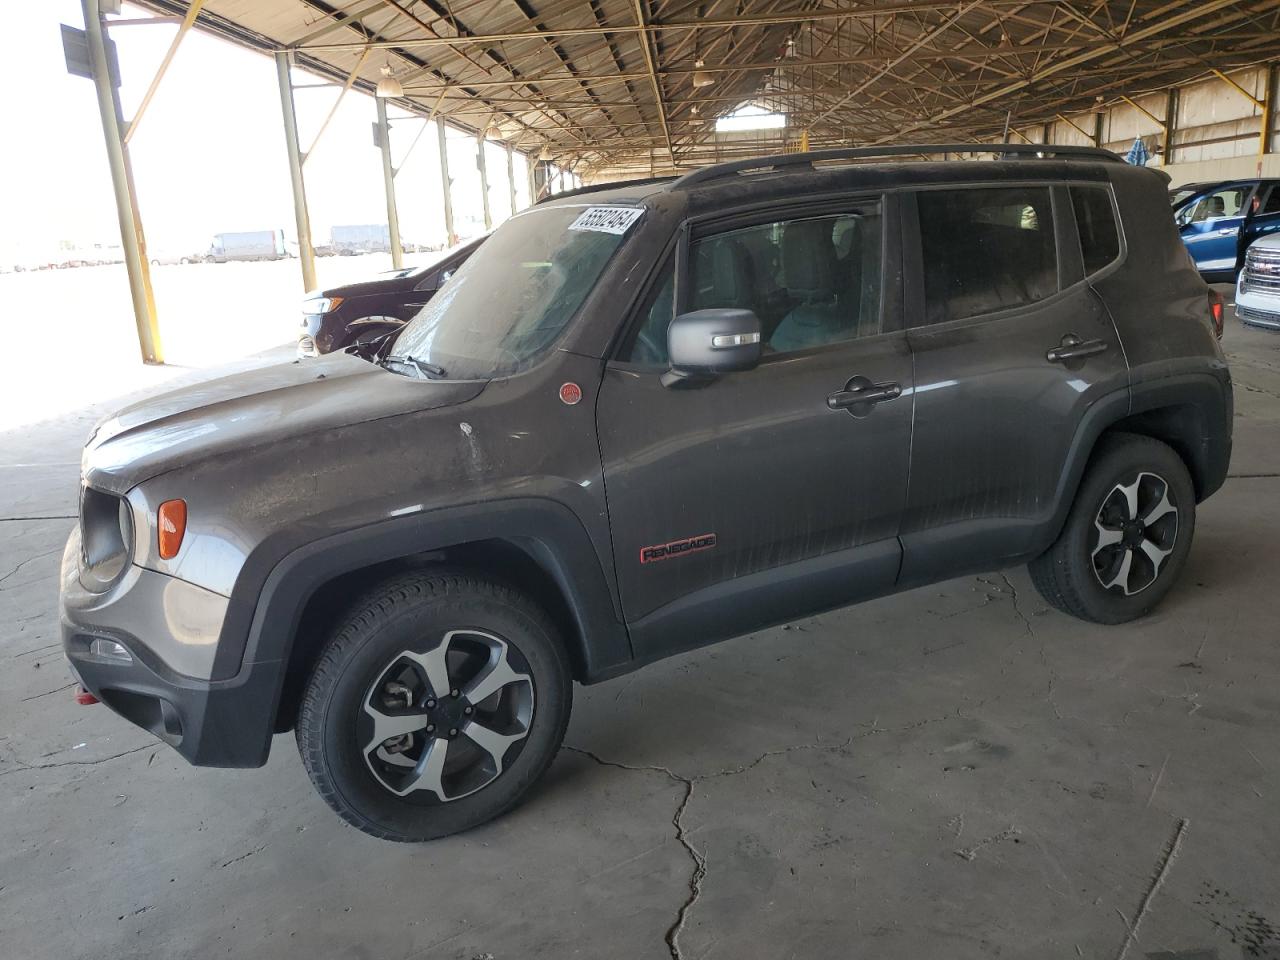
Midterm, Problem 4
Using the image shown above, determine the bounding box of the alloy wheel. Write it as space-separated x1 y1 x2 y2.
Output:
360 629 535 801
1091 471 1179 597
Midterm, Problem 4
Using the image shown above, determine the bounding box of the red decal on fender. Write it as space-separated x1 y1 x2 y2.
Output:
640 533 717 565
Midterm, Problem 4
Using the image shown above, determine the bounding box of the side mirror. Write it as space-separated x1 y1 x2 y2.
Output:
664 308 762 386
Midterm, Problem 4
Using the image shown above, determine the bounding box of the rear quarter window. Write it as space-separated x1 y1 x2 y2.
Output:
1071 186 1121 275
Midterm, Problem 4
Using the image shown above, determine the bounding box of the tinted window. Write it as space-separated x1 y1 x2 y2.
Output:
1261 186 1280 215
917 187 1057 324
1071 186 1121 275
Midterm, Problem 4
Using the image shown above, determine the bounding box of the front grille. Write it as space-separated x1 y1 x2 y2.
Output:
1237 303 1280 329
1241 247 1280 294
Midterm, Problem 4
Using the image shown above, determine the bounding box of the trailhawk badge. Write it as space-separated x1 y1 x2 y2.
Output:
640 533 718 564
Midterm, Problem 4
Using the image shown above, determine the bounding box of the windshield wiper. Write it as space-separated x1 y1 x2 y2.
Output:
381 354 448 380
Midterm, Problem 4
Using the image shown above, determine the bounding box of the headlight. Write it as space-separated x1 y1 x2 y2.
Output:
78 486 133 592
301 295 343 314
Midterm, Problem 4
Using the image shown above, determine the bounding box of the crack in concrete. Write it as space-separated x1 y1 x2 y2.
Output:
1113 817 1189 960
998 574 1035 637
0 548 61 591
563 747 703 960
0 742 155 778
219 844 267 869
564 712 969 959
19 682 76 703
0 515 76 523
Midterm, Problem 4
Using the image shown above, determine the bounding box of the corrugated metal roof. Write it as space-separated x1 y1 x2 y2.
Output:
131 1 1280 176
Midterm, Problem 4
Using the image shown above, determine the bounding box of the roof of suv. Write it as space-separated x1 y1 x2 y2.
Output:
538 143 1139 212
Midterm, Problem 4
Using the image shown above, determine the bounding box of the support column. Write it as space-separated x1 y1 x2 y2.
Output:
1164 87 1179 167
1093 110 1104 148
82 0 162 364
376 97 404 269
1261 64 1277 164
506 145 517 216
274 50 316 292
477 134 493 231
437 122 456 246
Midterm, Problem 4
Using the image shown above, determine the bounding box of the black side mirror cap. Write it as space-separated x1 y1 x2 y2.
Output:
663 308 762 387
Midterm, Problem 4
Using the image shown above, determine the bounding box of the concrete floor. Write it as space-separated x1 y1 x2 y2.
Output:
3 318 1280 960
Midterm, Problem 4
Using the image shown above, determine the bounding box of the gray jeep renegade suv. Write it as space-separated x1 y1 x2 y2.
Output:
60 144 1232 841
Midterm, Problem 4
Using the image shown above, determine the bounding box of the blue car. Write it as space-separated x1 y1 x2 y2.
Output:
1173 178 1280 282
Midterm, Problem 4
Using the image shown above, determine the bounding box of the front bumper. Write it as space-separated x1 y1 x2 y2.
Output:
59 530 278 768
1234 285 1280 331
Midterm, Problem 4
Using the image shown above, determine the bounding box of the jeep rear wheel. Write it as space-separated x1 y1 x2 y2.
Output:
1029 433 1196 624
296 571 572 841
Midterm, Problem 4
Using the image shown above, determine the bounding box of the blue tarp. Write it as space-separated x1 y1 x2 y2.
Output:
1125 138 1152 166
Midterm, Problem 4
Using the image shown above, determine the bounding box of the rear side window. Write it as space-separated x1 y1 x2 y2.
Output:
1071 186 1121 275
916 186 1057 324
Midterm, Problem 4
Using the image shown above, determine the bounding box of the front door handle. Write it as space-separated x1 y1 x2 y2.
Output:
1046 334 1109 364
1216 228 1237 236
827 376 902 416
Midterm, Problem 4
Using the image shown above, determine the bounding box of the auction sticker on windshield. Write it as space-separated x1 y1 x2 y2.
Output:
568 206 645 235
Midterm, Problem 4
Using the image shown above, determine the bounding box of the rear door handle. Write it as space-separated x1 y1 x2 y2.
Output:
1046 334 1109 364
827 376 902 414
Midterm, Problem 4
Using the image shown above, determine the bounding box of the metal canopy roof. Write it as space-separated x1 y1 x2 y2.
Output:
133 1 1280 174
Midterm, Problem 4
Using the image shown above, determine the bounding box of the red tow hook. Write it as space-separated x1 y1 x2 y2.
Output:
74 686 100 706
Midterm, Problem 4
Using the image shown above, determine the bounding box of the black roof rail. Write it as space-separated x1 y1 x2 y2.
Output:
669 143 1124 190
536 174 677 204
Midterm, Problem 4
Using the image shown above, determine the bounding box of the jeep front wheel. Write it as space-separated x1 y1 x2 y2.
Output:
296 571 572 841
1029 433 1196 624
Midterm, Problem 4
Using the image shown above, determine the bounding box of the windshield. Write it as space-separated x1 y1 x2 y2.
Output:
388 204 639 379
1170 186 1204 208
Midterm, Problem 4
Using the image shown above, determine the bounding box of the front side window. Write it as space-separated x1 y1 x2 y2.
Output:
1071 186 1121 275
392 205 635 379
917 186 1057 324
619 206 883 364
1175 186 1250 226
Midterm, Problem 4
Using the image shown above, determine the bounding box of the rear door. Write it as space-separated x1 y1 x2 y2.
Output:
596 197 913 661
1176 183 1257 273
898 182 1130 585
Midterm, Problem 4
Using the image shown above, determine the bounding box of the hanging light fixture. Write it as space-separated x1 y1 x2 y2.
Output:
692 59 714 88
537 143 553 161
1091 95 1106 114
484 116 504 141
375 64 402 98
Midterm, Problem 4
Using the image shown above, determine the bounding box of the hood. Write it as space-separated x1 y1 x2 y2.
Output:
1249 232 1280 252
83 351 485 494
317 269 420 299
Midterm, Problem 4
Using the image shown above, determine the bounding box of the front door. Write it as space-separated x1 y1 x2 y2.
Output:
899 182 1131 585
597 199 913 660
1177 183 1257 274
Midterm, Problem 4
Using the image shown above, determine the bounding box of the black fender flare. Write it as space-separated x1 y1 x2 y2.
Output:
1045 371 1232 547
212 499 632 763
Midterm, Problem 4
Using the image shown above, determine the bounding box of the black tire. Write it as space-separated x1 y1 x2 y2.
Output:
1029 432 1196 624
296 571 572 842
